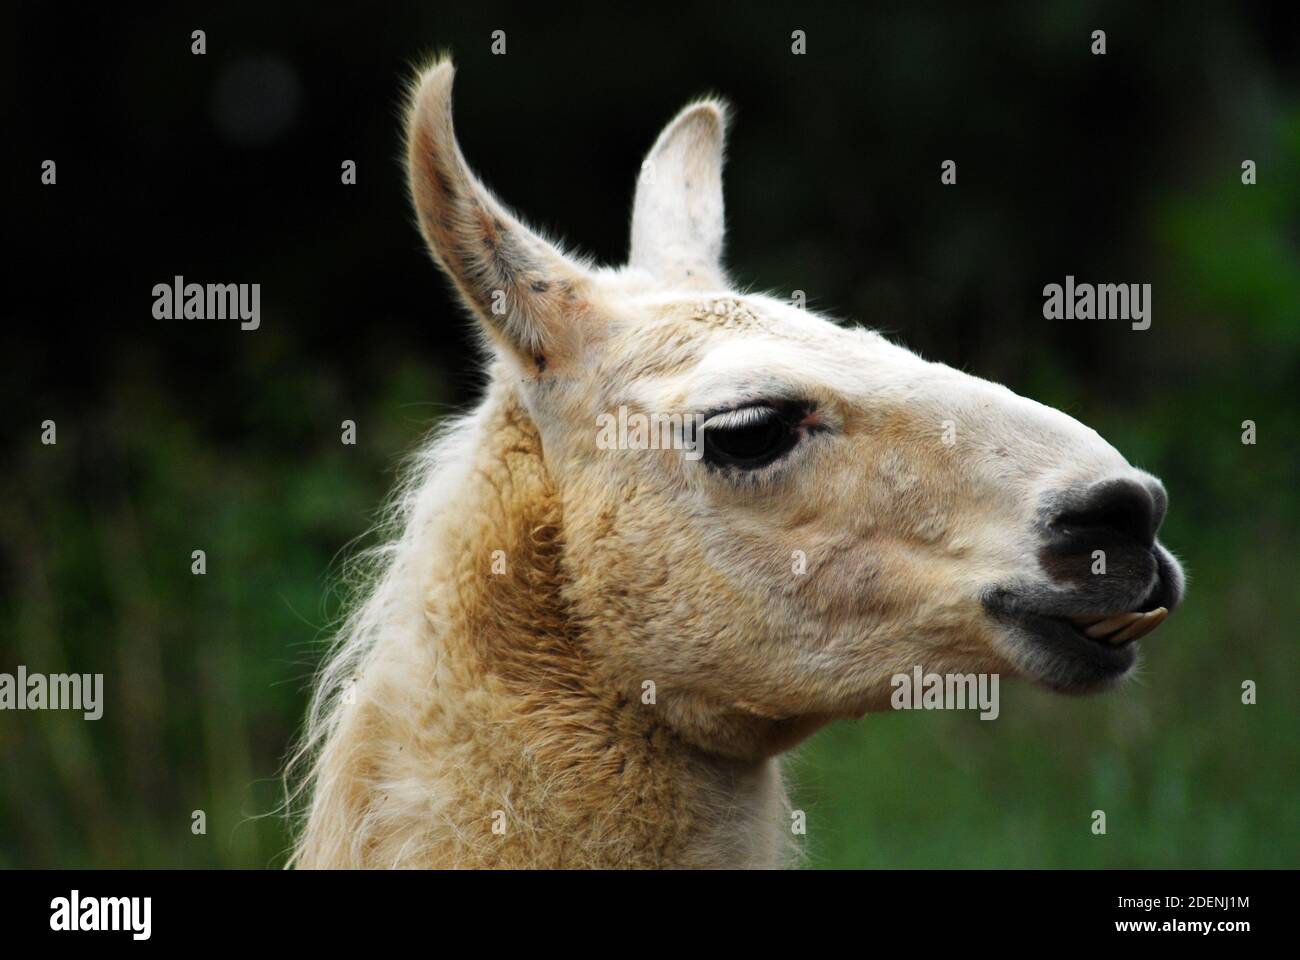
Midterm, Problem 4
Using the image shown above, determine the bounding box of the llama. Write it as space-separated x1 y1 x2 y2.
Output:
288 59 1184 868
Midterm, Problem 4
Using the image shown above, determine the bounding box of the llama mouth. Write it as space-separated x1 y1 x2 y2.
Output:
1052 568 1177 650
981 586 1176 692
982 540 1184 693
1062 606 1169 648
996 610 1142 693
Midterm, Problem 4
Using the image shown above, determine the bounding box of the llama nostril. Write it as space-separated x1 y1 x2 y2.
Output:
1050 478 1159 548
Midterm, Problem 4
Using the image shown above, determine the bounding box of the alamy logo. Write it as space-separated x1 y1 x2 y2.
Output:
0 666 103 720
890 667 1000 720
50 890 151 940
595 405 706 460
1042 275 1151 330
152 275 260 329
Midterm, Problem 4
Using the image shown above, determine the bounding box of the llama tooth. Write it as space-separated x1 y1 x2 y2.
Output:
1109 607 1169 645
1084 611 1143 638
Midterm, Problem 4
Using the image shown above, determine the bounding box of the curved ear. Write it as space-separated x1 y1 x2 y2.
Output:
406 60 591 369
629 99 729 290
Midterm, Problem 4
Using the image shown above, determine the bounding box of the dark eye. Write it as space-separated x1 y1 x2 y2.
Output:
702 404 801 469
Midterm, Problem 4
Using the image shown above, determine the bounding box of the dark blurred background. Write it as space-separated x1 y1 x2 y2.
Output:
2 2 1297 868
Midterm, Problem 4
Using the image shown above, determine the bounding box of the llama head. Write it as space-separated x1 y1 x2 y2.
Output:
405 61 1184 759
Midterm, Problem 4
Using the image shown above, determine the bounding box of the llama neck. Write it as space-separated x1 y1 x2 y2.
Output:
319 383 788 868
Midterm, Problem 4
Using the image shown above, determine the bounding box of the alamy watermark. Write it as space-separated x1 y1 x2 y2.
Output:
152 275 260 330
50 890 150 940
0 666 103 720
596 405 705 460
891 666 1000 720
1043 275 1151 330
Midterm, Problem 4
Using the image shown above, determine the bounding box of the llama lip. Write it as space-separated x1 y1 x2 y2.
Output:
1003 612 1141 692
980 586 1158 692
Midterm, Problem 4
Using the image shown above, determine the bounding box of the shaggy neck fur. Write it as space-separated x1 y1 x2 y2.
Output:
291 383 788 868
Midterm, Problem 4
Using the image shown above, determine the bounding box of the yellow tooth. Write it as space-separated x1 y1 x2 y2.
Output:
1084 611 1143 638
1109 607 1169 645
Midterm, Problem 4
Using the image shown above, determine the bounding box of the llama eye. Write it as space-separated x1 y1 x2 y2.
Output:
701 405 801 469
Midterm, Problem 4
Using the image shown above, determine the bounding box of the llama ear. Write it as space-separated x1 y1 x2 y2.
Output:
406 60 592 369
629 99 729 290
